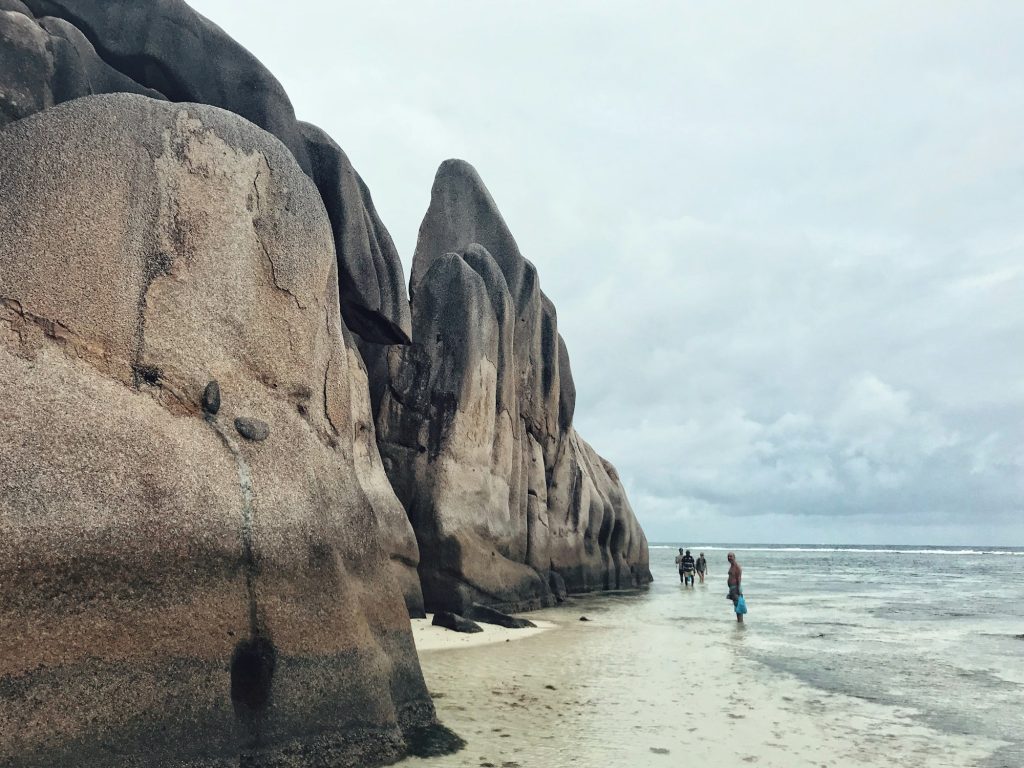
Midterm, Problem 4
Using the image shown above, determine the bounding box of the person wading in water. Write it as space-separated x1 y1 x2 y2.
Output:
680 549 696 587
695 552 707 584
726 552 745 623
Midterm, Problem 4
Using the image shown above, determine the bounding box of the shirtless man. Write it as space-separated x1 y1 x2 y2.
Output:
726 552 743 623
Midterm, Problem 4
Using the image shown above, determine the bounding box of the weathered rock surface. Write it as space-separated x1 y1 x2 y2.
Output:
300 121 413 345
375 160 651 613
9 0 412 344
0 6 162 126
0 94 432 767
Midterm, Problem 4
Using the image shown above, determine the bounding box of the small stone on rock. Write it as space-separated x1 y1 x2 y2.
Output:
235 416 270 442
579 616 590 622
202 380 221 414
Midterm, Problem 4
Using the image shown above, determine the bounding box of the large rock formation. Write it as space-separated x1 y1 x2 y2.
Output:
6 0 412 344
374 160 651 613
0 95 442 767
1 0 424 617
0 2 652 762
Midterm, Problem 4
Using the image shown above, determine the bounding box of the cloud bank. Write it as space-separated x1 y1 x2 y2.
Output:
190 0 1024 544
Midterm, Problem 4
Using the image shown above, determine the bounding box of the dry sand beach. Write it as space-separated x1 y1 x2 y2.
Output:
398 547 1020 768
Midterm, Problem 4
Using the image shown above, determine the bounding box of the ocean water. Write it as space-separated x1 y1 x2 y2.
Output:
404 544 1023 768
652 544 1024 767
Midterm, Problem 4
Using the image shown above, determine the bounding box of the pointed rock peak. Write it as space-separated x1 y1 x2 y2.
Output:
412 159 526 303
461 244 510 294
431 160 504 217
414 251 489 323
435 158 487 187
420 250 474 283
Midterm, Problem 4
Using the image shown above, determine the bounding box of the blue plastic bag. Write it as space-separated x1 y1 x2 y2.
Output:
735 595 748 615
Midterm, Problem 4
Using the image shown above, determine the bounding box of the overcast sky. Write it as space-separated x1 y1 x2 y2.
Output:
191 1 1023 545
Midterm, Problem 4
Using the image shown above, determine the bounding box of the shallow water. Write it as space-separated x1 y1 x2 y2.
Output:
400 544 1023 768
678 544 1024 768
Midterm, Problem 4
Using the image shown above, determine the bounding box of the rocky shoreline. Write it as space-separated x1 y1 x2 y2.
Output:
0 2 650 765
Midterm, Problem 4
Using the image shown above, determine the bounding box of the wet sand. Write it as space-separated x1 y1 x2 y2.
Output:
397 591 1000 768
